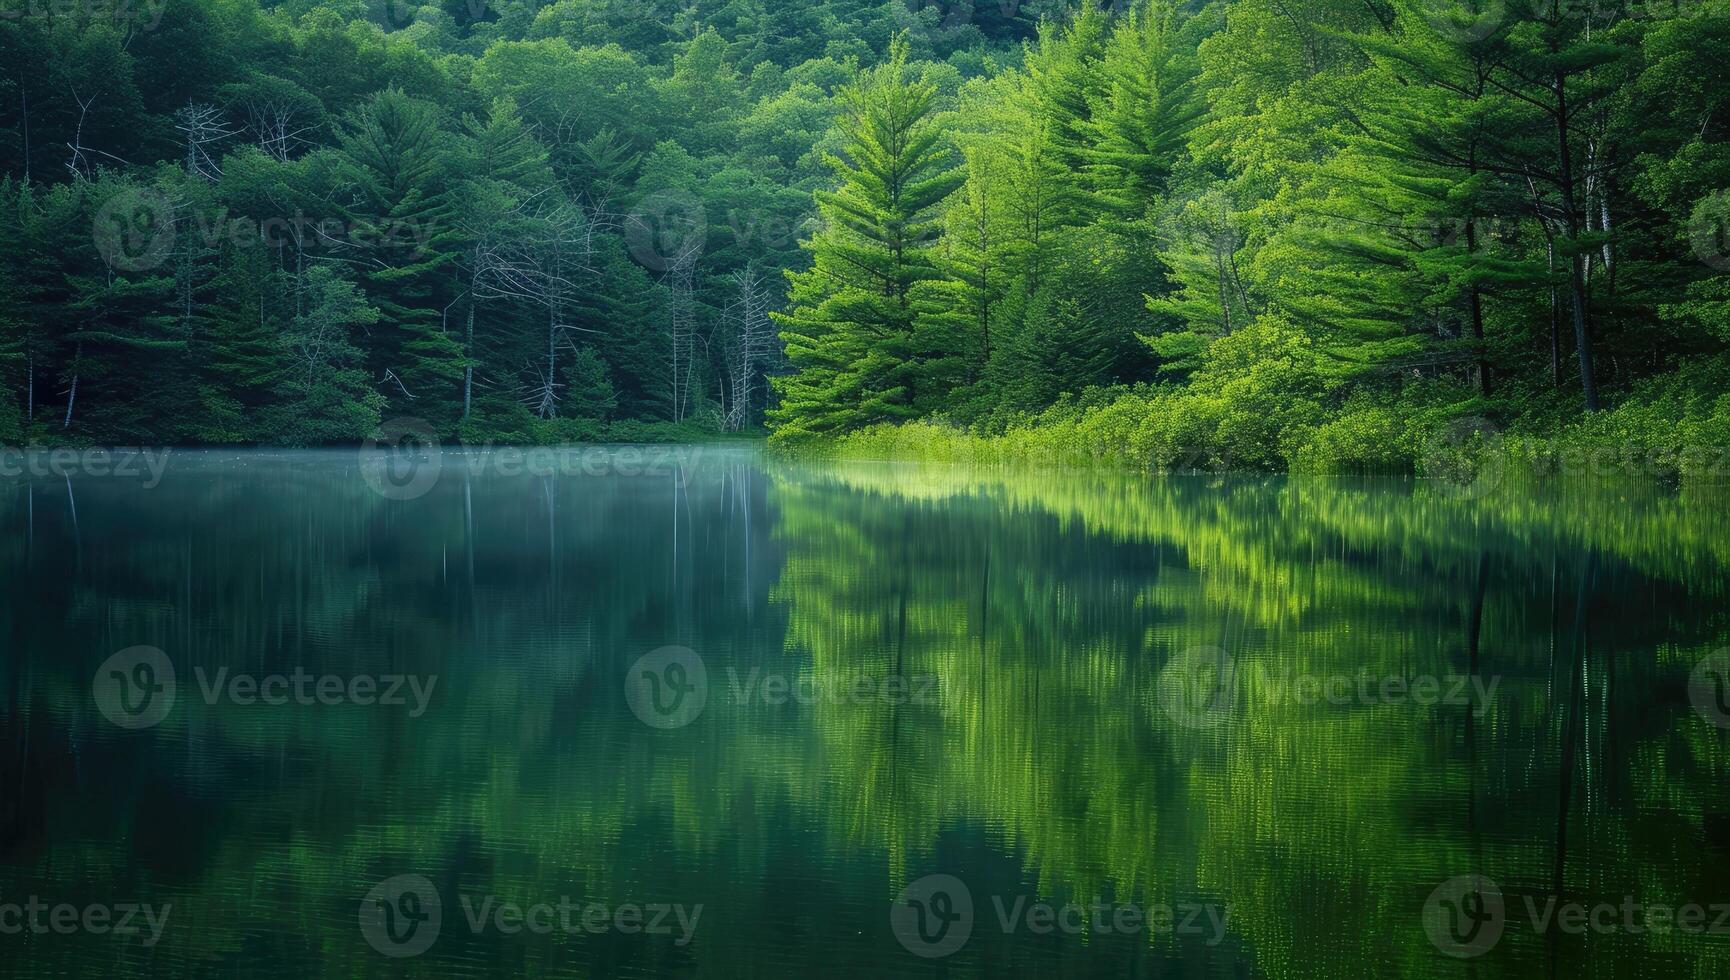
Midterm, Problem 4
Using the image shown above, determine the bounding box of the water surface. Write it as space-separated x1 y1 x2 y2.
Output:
2 446 1728 977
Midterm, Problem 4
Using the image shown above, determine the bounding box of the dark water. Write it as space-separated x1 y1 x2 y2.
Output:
2 446 1728 978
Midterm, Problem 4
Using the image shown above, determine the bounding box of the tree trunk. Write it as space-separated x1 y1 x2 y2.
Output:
20 87 29 185
1554 69 1599 411
1547 242 1561 387
464 302 474 421
63 343 81 430
1465 216 1490 397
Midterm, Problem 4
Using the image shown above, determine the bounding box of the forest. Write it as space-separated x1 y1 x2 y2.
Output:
1 0 1727 476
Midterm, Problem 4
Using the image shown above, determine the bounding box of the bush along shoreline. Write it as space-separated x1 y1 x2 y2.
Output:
779 329 1730 490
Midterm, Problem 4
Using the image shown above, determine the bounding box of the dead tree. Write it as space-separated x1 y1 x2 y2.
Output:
471 197 597 418
720 266 775 431
175 102 237 182
243 97 313 162
662 238 701 423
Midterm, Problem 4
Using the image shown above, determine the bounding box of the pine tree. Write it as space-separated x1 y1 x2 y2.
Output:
769 37 963 438
337 88 464 426
268 264 386 443
1083 0 1203 215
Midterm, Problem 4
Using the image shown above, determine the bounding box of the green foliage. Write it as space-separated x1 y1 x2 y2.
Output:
0 0 1726 463
768 36 964 438
265 264 386 443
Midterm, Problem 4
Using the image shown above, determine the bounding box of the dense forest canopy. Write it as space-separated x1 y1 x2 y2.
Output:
1 0 1727 474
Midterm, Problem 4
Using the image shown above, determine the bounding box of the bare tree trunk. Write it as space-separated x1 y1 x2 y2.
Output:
25 353 33 424
63 343 81 430
464 251 478 420
721 267 772 431
545 285 558 419
665 246 698 422
464 302 475 420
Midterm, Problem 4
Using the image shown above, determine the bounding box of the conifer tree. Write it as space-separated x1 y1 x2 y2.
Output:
769 36 963 437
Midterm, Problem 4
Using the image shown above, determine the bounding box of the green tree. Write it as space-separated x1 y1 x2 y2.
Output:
769 37 963 438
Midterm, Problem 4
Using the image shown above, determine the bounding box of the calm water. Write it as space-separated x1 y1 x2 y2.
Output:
2 446 1728 978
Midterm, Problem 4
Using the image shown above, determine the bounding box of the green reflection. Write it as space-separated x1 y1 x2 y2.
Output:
1 451 1726 977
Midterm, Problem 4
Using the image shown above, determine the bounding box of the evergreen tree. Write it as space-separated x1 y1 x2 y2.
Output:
769 37 962 437
337 88 464 426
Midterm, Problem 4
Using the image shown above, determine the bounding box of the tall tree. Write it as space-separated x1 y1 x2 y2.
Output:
769 37 963 438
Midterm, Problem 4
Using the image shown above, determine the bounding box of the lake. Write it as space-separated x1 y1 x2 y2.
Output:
2 445 1727 977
